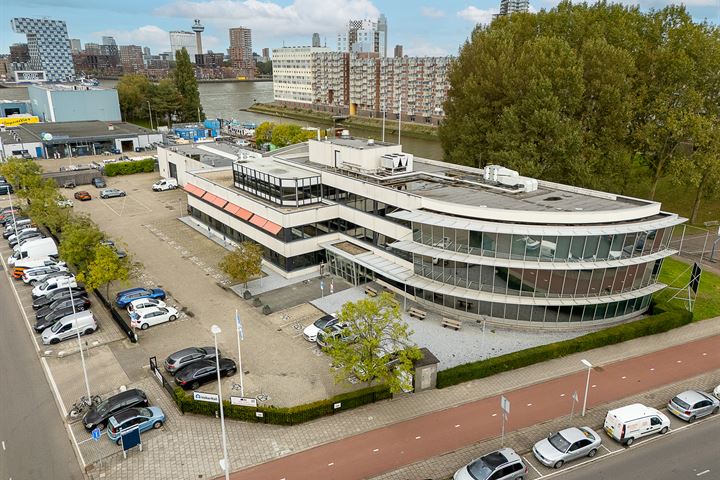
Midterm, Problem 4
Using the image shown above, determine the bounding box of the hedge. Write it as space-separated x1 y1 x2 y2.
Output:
436 305 693 389
173 383 392 426
104 159 155 177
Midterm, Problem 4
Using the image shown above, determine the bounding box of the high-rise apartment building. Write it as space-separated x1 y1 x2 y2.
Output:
69 39 81 54
9 44 30 64
272 46 329 104
102 36 117 46
394 45 403 58
311 52 349 107
228 27 253 74
169 31 198 62
337 16 388 57
119 45 144 72
498 0 530 16
312 33 321 47
10 17 75 82
261 48 270 60
83 43 101 55
377 14 388 57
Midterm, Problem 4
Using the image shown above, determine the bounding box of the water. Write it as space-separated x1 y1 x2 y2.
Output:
0 80 444 159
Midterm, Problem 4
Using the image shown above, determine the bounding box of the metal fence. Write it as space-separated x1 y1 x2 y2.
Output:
149 356 177 399
93 288 137 343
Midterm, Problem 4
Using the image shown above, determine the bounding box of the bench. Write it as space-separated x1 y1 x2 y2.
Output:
441 318 462 331
365 286 378 297
407 307 427 320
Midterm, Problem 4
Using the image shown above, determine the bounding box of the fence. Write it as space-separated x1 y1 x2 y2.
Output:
94 288 137 343
149 356 177 399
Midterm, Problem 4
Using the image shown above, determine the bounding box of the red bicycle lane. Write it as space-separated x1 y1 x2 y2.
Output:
229 334 720 480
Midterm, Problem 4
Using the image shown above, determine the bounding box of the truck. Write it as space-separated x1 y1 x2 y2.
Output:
8 237 58 266
603 403 670 445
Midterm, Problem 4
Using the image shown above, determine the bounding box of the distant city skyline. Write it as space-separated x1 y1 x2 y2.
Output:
2 0 718 57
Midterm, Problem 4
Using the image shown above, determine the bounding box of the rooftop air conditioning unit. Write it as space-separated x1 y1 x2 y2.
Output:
340 129 350 139
381 153 414 173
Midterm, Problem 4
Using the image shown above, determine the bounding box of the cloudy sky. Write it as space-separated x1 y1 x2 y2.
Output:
2 0 718 57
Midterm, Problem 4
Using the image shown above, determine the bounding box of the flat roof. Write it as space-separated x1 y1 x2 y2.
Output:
169 142 238 168
0 120 153 144
322 137 393 150
29 84 114 92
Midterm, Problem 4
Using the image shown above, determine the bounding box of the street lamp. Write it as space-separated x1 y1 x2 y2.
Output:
147 101 153 130
67 283 92 403
211 324 230 480
580 359 592 417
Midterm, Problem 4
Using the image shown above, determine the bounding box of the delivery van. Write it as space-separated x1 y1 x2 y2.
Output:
41 311 97 345
12 257 63 278
603 403 670 445
152 178 178 191
32 275 77 299
8 237 57 265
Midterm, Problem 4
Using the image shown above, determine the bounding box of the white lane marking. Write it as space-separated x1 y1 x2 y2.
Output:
601 444 613 453
524 457 544 477
454 424 460 428
1 440 5 450
127 194 153 212
696 470 710 477
373 448 379 452
98 198 122 217
327 462 334 466
415 436 421 440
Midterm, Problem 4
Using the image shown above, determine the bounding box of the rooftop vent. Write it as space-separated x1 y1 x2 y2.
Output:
483 165 538 193
367 138 375 145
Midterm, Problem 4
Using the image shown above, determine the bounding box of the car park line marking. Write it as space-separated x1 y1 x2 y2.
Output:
524 457 543 477
415 436 421 440
328 462 334 466
127 194 153 212
696 470 710 476
600 444 613 453
373 448 379 452
98 198 123 217
1 440 5 450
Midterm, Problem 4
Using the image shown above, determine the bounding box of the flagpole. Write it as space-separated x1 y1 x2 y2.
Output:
235 309 244 397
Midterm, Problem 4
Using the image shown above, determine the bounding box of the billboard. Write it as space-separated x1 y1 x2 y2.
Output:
0 116 40 127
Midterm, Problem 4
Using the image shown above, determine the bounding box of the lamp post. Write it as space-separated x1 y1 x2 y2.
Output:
70 283 92 402
581 359 592 417
147 101 153 130
211 324 230 480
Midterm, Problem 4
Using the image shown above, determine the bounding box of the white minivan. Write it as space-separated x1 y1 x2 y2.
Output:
32 275 77 298
8 237 58 265
152 178 178 191
603 403 670 446
41 311 97 345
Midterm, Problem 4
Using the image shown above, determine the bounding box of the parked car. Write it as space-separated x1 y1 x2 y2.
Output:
532 427 601 469
9 230 43 248
41 311 97 345
57 199 74 208
130 306 178 330
62 179 76 189
667 390 720 422
604 403 670 445
100 188 126 199
302 314 339 342
152 178 178 191
91 177 106 188
115 287 166 308
714 384 720 400
453 448 527 480
100 240 127 259
164 346 219 374
83 388 149 431
316 323 355 348
0 182 14 195
107 406 165 445
74 191 92 201
34 297 92 332
31 275 76 298
127 298 166 314
175 358 237 390
3 221 34 239
13 258 63 279
0 212 23 226
22 264 69 284
32 287 88 310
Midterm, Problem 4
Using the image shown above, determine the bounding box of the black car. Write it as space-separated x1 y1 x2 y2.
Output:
175 358 237 390
91 177 106 188
34 298 91 332
1 215 28 227
82 388 148 431
0 183 13 195
32 287 87 310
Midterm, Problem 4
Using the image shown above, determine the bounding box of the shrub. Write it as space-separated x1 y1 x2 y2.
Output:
252 297 262 307
436 306 692 389
104 159 155 177
262 304 271 315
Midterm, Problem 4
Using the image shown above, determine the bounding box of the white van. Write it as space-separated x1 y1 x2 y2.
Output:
12 257 62 276
41 311 97 345
152 178 178 191
603 403 670 445
8 237 58 265
32 275 77 298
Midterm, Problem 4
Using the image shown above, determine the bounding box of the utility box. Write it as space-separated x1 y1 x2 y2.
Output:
413 347 440 392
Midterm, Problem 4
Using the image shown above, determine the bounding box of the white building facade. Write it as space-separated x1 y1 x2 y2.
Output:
272 46 329 104
169 31 198 62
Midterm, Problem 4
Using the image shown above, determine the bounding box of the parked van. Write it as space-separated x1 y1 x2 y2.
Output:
41 310 97 345
603 403 670 445
12 257 63 278
152 178 178 191
32 275 77 299
8 237 57 265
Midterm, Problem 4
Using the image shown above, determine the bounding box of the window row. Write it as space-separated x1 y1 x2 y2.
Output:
232 166 321 207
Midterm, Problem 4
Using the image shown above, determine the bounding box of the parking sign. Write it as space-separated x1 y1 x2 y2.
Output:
91 427 101 442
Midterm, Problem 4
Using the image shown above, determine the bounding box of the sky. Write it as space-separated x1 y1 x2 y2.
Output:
2 0 719 57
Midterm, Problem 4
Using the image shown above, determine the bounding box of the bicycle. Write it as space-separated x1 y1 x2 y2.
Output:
68 395 102 419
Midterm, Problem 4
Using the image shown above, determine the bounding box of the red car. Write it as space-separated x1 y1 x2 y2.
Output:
74 191 92 201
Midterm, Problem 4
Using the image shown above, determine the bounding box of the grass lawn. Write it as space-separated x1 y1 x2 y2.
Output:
654 256 720 321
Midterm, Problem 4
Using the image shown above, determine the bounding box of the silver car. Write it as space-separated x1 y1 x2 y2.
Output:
100 188 126 199
533 426 601 469
667 390 720 422
454 448 527 480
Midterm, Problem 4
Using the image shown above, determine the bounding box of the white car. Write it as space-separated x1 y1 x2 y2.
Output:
56 199 74 208
22 264 69 284
126 298 167 314
714 384 720 400
302 314 339 342
130 306 179 330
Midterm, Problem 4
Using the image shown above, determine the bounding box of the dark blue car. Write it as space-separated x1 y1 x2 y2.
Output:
115 287 166 308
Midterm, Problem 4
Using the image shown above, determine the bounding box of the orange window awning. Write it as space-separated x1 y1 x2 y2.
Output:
249 215 268 228
262 220 282 235
185 183 207 197
224 202 240 215
209 196 227 208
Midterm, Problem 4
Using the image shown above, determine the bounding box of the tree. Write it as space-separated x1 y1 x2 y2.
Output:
256 60 272 76
323 292 422 393
218 241 263 289
58 217 103 271
173 48 204 123
255 121 274 147
151 79 182 127
117 74 153 121
77 244 130 298
25 179 72 235
0 158 42 191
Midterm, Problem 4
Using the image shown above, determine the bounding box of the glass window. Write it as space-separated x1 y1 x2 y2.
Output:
555 236 571 260
540 236 557 260
525 236 542 259
482 233 497 257
570 236 585 260
596 235 612 260
510 235 526 259
583 236 600 259
496 234 511 258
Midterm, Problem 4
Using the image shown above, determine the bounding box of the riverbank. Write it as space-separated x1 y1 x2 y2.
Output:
247 103 440 141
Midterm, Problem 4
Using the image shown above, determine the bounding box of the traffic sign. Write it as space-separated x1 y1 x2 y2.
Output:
500 395 510 415
91 427 102 441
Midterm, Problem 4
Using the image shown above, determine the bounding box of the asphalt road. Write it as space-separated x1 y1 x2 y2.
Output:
554 416 720 479
0 266 84 480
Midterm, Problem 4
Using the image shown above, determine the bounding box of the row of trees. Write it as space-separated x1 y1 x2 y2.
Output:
440 2 720 223
254 122 319 149
118 48 204 126
0 159 135 296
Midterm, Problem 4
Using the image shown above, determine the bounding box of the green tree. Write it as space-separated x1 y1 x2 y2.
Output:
255 121 274 147
256 60 272 76
173 48 204 122
151 79 182 127
0 158 42 191
77 244 130 297
218 241 263 289
117 74 153 121
25 179 72 235
323 292 422 393
58 217 103 271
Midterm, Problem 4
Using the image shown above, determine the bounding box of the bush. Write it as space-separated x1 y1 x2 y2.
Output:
104 159 155 177
173 384 391 425
252 297 262 307
262 304 271 315
436 305 693 389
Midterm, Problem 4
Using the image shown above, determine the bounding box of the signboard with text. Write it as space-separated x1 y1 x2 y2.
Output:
230 396 257 407
193 391 219 403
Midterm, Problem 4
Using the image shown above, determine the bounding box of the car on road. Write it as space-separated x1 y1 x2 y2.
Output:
83 388 149 431
667 390 720 422
32 286 88 310
41 311 97 345
604 403 670 446
91 177 106 188
107 406 165 445
303 314 339 342
126 298 166 314
74 191 92 201
130 306 179 330
34 297 92 332
532 426 601 469
22 264 70 284
100 188 126 199
174 358 237 390
164 346 219 374
453 448 527 480
115 287 166 308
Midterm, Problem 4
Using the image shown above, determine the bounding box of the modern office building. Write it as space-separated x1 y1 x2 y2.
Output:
261 48 270 60
498 0 530 16
169 31 198 62
337 16 387 56
272 46 329 104
158 138 684 328
27 84 121 122
10 17 75 82
69 39 82 54
119 45 144 72
228 27 253 75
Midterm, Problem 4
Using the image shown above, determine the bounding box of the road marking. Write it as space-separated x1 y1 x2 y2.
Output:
373 448 379 452
415 436 421 440
327 462 334 466
524 457 544 477
697 470 710 476
601 444 613 453
98 198 122 217
1 440 5 450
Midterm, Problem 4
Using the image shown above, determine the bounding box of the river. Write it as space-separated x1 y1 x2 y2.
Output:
0 80 444 160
